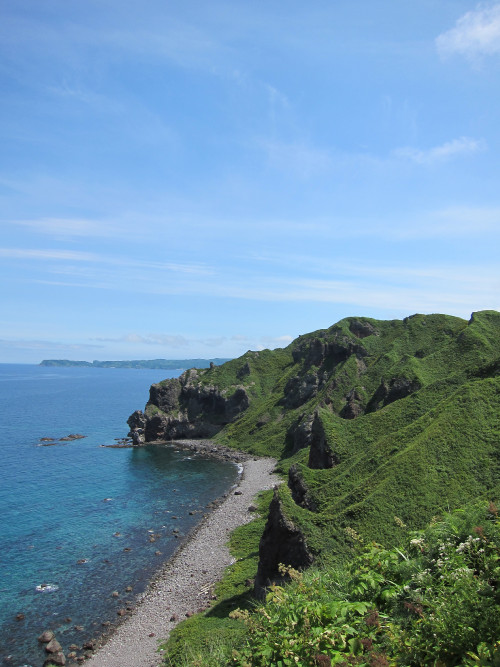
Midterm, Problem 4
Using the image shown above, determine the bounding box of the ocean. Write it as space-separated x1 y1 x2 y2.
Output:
0 364 239 667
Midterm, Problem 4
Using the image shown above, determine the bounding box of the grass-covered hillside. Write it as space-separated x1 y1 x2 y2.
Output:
153 310 500 666
137 310 499 555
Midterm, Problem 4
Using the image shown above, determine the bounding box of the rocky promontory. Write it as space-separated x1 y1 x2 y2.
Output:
128 368 250 444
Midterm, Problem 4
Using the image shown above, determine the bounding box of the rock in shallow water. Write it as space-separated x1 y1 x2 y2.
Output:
43 653 65 666
45 637 62 653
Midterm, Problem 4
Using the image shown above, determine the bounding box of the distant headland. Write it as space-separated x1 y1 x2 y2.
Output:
39 358 232 369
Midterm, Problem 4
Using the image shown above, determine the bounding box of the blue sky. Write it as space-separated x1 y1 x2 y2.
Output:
1 0 499 363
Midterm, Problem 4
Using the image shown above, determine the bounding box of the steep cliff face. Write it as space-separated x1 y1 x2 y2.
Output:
128 368 250 442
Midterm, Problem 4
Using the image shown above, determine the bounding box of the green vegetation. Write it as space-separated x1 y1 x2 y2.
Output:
158 310 500 665
40 358 231 369
231 502 500 666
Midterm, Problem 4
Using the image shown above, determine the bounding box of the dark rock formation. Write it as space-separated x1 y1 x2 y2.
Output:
237 361 251 379
308 412 338 469
292 333 367 369
288 464 317 511
340 389 365 420
127 410 146 444
128 371 250 442
349 319 379 339
367 377 421 413
254 488 313 598
281 373 320 409
286 414 315 454
149 379 182 412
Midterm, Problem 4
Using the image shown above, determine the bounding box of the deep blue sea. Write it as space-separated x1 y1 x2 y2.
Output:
0 364 239 667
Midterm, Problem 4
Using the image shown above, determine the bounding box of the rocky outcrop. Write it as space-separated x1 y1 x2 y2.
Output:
127 410 146 444
367 377 421 413
237 361 251 379
254 488 313 598
128 370 250 442
281 373 321 409
349 319 379 339
288 464 317 511
286 414 315 454
292 332 367 369
308 412 338 469
340 389 365 420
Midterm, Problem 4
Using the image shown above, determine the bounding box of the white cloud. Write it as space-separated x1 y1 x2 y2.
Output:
394 137 484 164
436 4 500 58
260 334 293 349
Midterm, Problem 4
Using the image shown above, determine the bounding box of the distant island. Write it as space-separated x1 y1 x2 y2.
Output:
39 358 232 369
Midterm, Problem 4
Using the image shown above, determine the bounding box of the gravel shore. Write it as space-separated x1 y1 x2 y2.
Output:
85 453 279 667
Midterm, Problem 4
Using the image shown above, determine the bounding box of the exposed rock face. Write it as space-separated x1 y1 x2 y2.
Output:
287 414 315 454
292 333 367 369
254 488 313 598
367 377 421 413
127 410 146 444
308 412 338 469
281 373 321 409
349 319 379 339
128 370 250 442
149 378 182 412
288 464 317 511
237 361 251 379
340 389 365 420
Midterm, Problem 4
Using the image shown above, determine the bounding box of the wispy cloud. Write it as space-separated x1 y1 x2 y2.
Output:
393 205 500 238
259 334 293 349
0 338 102 351
9 217 119 238
0 248 100 261
393 137 484 164
0 247 213 276
436 4 500 59
94 333 190 347
261 139 331 178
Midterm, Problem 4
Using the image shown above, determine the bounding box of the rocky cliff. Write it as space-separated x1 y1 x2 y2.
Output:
128 368 250 443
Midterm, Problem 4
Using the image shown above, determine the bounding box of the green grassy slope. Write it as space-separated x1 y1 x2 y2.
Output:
159 310 500 665
214 311 499 556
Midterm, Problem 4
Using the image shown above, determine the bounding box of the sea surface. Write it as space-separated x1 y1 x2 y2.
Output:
0 364 239 667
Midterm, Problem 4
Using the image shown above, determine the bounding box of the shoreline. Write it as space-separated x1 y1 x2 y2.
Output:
83 442 279 667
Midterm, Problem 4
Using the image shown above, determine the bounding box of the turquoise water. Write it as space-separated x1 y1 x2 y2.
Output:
0 365 239 666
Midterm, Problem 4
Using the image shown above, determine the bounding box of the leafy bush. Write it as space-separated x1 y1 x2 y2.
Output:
230 502 500 666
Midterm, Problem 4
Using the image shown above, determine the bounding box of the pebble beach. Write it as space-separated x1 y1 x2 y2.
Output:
85 453 279 667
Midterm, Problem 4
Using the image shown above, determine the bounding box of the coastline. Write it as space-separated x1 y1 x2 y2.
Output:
84 442 279 667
